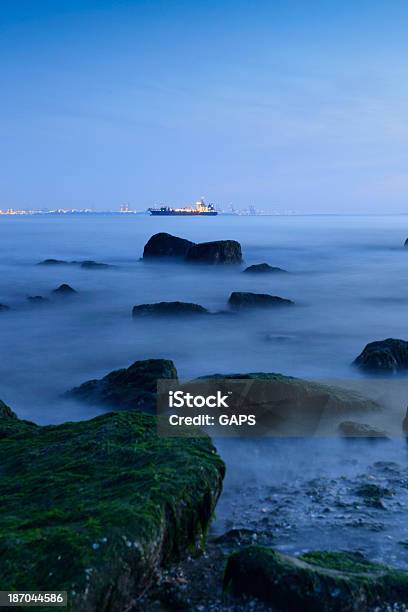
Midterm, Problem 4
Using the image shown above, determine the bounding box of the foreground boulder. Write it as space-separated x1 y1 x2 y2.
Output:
224 546 408 610
243 263 287 274
0 406 224 611
133 301 208 317
143 232 195 258
53 283 77 295
354 338 408 373
66 358 178 412
195 372 380 435
185 240 242 264
228 292 294 309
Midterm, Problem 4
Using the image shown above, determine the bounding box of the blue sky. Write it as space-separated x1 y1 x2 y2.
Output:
1 0 408 212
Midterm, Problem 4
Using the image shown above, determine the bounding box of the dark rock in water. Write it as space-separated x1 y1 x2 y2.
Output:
53 283 77 295
0 304 10 311
195 372 381 435
243 263 287 274
79 260 112 269
403 407 408 435
185 240 242 264
354 338 408 373
0 403 224 609
404 238 408 247
38 259 69 265
66 358 178 412
27 296 49 304
338 420 389 439
228 291 294 309
143 232 195 258
132 301 208 317
223 546 408 610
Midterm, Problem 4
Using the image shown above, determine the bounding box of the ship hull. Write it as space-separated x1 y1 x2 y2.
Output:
149 210 217 216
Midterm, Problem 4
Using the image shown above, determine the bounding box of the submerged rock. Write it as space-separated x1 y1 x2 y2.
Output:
403 407 408 435
338 420 389 439
132 301 208 317
0 304 10 311
143 232 195 258
66 358 178 412
53 283 77 295
0 404 224 611
228 291 294 309
354 338 408 373
196 372 381 435
243 263 287 274
185 240 242 264
79 260 112 269
27 296 49 304
38 259 70 265
224 546 408 610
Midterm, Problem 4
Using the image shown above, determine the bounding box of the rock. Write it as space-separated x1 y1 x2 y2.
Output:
0 400 16 419
196 372 381 435
79 260 112 269
53 283 77 295
27 296 49 304
66 358 178 412
338 421 389 439
404 238 408 247
355 483 392 508
223 546 408 610
354 338 408 373
143 232 195 258
228 292 294 309
243 263 287 274
403 407 408 435
0 406 224 610
0 304 10 311
38 259 70 265
132 302 208 317
185 240 242 264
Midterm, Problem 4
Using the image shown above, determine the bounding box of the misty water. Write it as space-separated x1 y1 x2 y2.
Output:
2 214 408 569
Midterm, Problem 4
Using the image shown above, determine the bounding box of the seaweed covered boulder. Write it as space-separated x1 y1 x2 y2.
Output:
143 232 195 259
354 338 408 373
66 358 178 412
228 292 294 310
0 407 225 611
185 240 242 264
132 301 208 317
224 546 408 611
243 263 287 274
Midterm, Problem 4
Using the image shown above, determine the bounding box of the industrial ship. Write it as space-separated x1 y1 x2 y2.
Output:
148 198 217 216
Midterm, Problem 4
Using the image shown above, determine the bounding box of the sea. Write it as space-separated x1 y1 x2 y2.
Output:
2 213 408 568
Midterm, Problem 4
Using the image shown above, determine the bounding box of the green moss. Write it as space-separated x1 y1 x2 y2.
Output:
224 546 408 611
0 409 225 611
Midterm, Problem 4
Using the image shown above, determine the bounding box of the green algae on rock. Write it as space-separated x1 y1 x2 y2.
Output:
0 407 225 611
65 358 178 412
224 546 408 611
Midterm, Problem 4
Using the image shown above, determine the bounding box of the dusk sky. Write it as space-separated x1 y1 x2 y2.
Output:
1 0 408 212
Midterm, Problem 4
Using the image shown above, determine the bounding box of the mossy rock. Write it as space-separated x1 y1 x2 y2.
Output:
0 408 225 611
65 358 178 412
224 546 408 610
